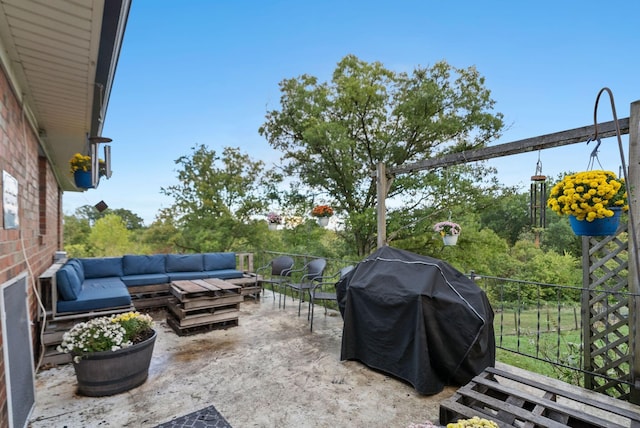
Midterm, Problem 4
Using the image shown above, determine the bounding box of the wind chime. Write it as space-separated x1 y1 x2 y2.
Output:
530 153 547 246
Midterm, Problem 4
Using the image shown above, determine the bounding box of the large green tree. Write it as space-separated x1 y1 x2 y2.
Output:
260 55 504 256
478 191 530 245
71 205 145 229
89 214 135 256
161 145 280 252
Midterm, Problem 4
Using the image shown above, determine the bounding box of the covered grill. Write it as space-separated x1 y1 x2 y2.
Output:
337 246 495 395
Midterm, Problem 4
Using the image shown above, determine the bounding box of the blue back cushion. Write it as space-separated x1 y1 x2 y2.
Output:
166 254 203 272
80 257 123 278
56 264 82 300
66 258 85 283
203 252 236 271
123 254 166 275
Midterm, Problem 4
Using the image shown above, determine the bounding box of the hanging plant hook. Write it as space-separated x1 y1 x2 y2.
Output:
592 87 627 171
591 87 639 283
586 137 603 170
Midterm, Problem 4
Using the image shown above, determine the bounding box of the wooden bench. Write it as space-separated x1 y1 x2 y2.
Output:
439 363 640 427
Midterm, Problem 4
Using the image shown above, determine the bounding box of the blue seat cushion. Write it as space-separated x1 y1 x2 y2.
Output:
80 257 123 279
57 278 131 313
166 254 203 272
203 252 236 271
205 269 244 280
121 273 170 287
56 264 82 301
167 271 209 281
122 254 166 275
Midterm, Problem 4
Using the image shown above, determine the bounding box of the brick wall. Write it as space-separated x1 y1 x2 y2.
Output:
0 63 63 426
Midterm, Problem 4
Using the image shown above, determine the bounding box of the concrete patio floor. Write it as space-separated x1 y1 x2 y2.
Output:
28 290 456 428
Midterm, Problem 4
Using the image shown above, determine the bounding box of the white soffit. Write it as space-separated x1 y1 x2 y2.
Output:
0 0 105 189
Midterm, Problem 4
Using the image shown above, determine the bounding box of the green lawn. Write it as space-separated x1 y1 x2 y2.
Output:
493 306 584 384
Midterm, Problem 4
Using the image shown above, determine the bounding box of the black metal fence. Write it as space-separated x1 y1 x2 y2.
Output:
471 273 637 397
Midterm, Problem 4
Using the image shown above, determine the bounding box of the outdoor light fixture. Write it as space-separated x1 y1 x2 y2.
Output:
88 135 113 186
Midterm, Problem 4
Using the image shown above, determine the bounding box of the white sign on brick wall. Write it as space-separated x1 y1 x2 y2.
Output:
2 170 18 229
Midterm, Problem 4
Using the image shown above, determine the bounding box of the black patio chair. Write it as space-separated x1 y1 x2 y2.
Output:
282 258 327 316
254 256 295 304
307 265 354 331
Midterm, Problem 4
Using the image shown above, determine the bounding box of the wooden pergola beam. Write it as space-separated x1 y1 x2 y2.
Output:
389 118 630 176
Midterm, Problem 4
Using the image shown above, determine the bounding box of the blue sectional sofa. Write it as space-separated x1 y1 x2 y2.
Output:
55 253 245 317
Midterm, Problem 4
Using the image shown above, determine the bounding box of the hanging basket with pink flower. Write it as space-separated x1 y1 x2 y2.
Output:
433 221 461 246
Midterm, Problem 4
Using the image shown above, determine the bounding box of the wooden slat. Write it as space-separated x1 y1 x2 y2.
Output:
168 298 239 318
440 367 640 428
132 296 170 310
496 395 525 425
485 367 640 423
167 308 238 327
41 351 72 367
172 280 210 294
201 278 240 291
181 296 243 310
454 383 572 428
191 279 223 291
172 294 243 313
128 283 170 294
166 317 239 336
440 399 514 428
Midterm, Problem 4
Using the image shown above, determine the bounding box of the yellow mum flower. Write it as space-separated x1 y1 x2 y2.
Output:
547 170 626 220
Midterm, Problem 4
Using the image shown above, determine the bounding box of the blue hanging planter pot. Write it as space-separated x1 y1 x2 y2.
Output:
569 207 622 236
74 170 94 189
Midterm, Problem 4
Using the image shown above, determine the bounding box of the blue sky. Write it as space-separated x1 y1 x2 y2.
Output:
63 0 640 225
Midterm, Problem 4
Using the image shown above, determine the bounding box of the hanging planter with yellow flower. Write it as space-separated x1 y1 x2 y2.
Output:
547 170 627 236
69 153 94 188
69 153 107 189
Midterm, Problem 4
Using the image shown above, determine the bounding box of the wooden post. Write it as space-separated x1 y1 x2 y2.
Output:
376 163 387 248
629 100 640 405
581 232 593 390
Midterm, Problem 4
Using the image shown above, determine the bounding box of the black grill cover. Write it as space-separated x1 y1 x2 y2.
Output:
338 246 495 395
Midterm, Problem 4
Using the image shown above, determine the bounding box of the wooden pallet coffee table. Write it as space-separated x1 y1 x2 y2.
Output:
166 278 243 336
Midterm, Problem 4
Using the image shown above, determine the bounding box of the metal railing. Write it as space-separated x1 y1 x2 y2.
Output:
471 273 637 394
